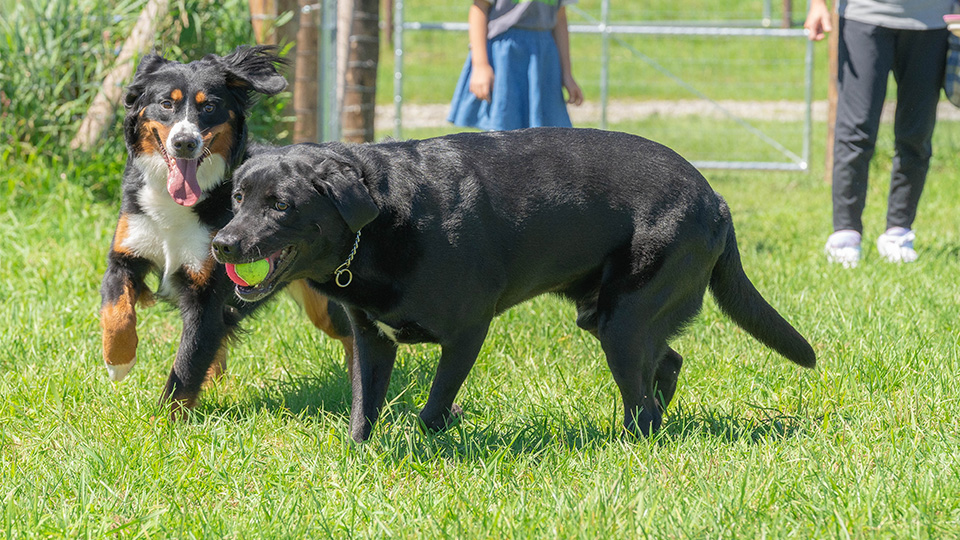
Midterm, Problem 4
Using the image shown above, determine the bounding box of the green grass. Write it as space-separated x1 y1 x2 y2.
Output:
3 115 960 537
4 0 960 536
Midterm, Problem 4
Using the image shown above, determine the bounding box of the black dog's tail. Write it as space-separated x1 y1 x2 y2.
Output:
708 223 816 369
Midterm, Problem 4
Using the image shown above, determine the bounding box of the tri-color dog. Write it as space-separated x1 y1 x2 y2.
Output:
99 46 352 415
211 128 816 442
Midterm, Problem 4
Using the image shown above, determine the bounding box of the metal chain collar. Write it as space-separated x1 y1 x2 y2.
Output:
334 230 361 287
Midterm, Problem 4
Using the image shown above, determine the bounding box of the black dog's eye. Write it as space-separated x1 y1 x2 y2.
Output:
233 193 243 203
160 99 174 110
275 201 289 211
202 102 216 114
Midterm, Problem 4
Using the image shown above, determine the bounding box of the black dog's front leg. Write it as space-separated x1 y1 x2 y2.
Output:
418 325 490 432
349 312 398 442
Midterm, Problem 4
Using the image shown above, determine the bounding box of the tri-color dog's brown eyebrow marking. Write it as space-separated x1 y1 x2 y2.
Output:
195 91 207 104
171 89 183 101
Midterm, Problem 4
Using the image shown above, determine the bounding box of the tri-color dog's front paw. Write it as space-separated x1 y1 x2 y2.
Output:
105 357 138 382
160 385 200 422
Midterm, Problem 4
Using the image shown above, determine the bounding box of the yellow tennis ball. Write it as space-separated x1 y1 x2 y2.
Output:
234 259 271 286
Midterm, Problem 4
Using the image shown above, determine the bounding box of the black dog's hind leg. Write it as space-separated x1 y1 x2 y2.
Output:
574 292 683 412
596 281 705 437
655 348 683 411
597 308 668 437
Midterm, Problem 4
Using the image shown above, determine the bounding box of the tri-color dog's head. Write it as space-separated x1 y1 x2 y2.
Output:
212 144 380 302
123 45 288 206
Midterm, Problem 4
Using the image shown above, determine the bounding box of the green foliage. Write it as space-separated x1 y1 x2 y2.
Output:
0 0 289 165
0 0 141 156
4 1 960 536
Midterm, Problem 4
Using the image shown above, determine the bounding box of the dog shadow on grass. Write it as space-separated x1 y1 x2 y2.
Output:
201 359 812 459
201 351 444 422
365 402 814 464
657 401 812 443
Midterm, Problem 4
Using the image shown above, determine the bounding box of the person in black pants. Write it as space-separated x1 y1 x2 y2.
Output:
806 0 951 267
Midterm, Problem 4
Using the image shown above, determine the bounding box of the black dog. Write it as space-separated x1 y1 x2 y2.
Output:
212 128 816 441
100 46 352 416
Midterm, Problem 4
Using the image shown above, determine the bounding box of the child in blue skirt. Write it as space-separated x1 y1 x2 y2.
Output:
448 0 584 131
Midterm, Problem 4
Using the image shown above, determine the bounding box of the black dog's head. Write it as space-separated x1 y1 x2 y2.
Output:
212 144 380 302
123 45 288 207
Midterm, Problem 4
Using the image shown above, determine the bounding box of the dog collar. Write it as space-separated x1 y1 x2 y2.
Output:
334 231 362 287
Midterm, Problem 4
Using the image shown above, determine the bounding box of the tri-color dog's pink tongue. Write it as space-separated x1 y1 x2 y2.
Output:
167 158 201 207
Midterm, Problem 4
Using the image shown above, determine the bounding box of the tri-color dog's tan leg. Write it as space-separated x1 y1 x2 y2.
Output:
288 279 355 376
100 213 154 382
100 281 139 381
205 345 228 383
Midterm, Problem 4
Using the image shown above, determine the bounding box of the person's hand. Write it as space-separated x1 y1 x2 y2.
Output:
563 74 583 106
804 0 832 41
469 63 495 102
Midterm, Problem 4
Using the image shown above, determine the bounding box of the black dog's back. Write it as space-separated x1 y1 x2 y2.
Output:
344 129 726 311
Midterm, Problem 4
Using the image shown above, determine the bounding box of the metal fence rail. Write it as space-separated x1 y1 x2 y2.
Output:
390 0 815 171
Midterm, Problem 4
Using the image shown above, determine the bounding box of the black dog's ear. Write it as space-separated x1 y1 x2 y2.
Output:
220 45 289 96
124 53 169 109
310 158 380 233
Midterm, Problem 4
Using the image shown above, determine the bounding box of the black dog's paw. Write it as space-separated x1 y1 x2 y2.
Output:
623 405 662 440
418 403 464 433
654 349 684 411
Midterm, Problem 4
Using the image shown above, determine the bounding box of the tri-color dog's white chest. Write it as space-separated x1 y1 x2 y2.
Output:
119 154 227 293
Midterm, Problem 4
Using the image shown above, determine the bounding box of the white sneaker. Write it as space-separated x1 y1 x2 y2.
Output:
825 229 862 268
876 227 918 263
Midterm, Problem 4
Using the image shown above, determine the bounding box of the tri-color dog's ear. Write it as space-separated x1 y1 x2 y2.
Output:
220 45 289 97
311 158 380 233
124 54 170 109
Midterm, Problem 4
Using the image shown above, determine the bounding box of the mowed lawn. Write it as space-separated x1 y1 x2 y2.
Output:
1 113 959 538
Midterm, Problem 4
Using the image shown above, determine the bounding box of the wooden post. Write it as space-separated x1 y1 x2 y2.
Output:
782 0 793 28
825 7 839 183
275 0 300 46
251 0 299 138
340 0 380 143
248 0 277 44
294 0 319 143
382 0 394 44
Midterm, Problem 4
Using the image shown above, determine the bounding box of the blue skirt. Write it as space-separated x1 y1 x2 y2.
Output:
448 28 572 131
